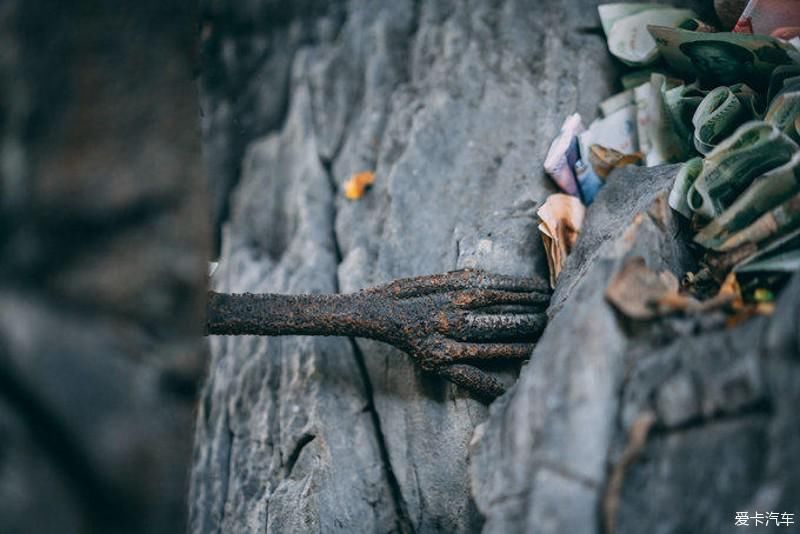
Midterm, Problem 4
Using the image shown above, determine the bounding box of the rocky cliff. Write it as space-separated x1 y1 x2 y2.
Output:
189 1 800 534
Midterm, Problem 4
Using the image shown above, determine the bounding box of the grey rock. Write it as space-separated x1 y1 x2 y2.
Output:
655 373 700 428
199 1 344 245
9 1 794 533
192 0 624 532
0 2 207 533
606 284 798 534
602 274 800 534
189 65 400 534
472 163 800 534
194 1 799 534
616 417 770 534
470 164 695 534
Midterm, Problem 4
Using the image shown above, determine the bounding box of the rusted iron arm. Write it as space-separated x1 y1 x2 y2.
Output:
206 269 551 402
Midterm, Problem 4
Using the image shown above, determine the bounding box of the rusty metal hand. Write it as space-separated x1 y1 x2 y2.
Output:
206 269 551 402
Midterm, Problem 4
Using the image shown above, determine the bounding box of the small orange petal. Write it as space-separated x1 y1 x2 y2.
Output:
344 171 375 200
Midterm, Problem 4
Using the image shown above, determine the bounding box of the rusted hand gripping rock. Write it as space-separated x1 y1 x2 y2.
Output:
206 269 551 402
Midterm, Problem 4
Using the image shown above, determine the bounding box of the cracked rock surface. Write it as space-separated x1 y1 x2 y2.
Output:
0 2 207 533
471 165 800 534
191 0 798 533
192 0 619 531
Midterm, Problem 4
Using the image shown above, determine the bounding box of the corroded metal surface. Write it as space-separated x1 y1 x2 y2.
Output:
207 269 550 401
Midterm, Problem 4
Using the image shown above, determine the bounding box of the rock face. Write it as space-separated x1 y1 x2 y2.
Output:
472 164 800 533
470 165 695 533
192 0 619 531
0 2 207 533
192 1 799 533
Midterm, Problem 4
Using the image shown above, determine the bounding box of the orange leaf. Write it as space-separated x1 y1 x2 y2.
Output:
344 171 375 200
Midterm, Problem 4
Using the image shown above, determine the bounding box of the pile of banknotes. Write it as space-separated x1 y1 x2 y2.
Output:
544 0 800 286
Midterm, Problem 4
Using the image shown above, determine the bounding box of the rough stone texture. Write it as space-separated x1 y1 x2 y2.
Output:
190 74 401 534
610 280 800 534
191 0 625 532
192 1 797 533
198 0 337 246
470 164 695 534
471 164 800 534
0 2 208 533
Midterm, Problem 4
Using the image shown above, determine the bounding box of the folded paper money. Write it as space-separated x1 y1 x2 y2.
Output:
648 25 797 89
595 2 800 309
537 194 585 288
599 4 697 66
544 113 583 197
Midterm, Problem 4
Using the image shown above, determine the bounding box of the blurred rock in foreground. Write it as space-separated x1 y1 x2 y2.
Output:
191 0 798 532
472 165 799 533
0 1 208 533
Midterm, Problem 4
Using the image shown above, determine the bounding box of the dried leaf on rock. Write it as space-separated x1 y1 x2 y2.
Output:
589 144 643 178
343 171 375 200
607 258 773 325
537 193 586 288
605 257 686 319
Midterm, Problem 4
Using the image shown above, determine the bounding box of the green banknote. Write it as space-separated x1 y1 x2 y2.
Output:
648 26 798 90
600 5 697 66
718 190 800 251
686 121 798 219
734 228 800 273
646 74 705 165
668 156 704 218
692 85 761 154
766 64 800 103
765 75 800 141
694 150 800 249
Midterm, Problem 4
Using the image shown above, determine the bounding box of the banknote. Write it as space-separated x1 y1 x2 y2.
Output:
644 74 679 166
574 159 605 205
787 39 800 67
600 5 697 66
680 18 718 34
580 104 640 156
648 26 797 89
645 74 703 165
577 104 639 192
692 84 761 154
734 227 800 272
621 68 677 89
733 0 800 39
537 193 586 287
668 156 704 218
718 190 800 251
634 81 653 162
686 121 798 218
694 150 800 248
731 82 765 116
765 75 800 141
544 113 583 197
599 3 665 36
736 246 800 272
796 114 800 141
693 86 748 154
767 64 800 103
599 89 634 117
766 90 800 140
